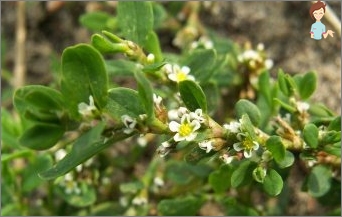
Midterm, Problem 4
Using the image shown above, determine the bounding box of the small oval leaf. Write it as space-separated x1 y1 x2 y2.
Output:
263 169 283 196
303 123 319 148
61 44 108 119
235 99 261 126
307 165 332 197
299 71 317 100
19 123 65 150
179 80 207 113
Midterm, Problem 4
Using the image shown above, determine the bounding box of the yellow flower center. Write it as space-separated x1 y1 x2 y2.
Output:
242 139 254 150
176 72 187 82
179 123 192 137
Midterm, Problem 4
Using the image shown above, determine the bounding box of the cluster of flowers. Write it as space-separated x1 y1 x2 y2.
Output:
237 43 273 71
54 149 94 195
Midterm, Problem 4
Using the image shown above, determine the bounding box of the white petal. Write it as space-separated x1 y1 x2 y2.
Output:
169 121 180 132
178 107 188 117
187 75 195 81
236 133 245 141
181 66 190 74
252 141 260 150
191 119 201 131
185 132 197 141
163 63 173 74
124 128 134 134
89 95 95 107
233 142 244 151
168 73 178 82
168 109 180 121
174 133 185 142
244 150 252 158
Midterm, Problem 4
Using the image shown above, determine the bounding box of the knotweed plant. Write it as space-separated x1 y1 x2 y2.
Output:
3 2 340 216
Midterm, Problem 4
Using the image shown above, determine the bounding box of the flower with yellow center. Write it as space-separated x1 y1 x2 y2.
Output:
169 114 201 142
164 64 195 83
233 133 259 158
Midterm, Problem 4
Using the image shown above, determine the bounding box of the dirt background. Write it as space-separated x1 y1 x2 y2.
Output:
1 1 341 216
2 1 341 114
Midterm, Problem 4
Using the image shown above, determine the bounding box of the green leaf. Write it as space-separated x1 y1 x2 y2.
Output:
273 98 296 113
252 166 266 183
328 116 341 131
235 99 261 126
307 165 332 197
134 71 155 121
184 145 215 165
182 49 217 83
266 136 285 164
91 34 128 54
277 69 296 97
157 195 205 216
209 164 232 193
263 169 283 196
258 71 273 106
276 150 295 168
240 114 257 140
79 11 116 32
320 131 341 145
220 198 259 216
39 122 131 180
303 123 319 148
323 142 341 157
202 82 219 115
19 123 65 150
144 31 163 62
119 181 144 194
13 85 64 122
22 154 53 192
105 87 145 120
231 160 257 188
117 1 153 48
309 103 335 117
106 59 138 76
61 44 108 119
57 182 96 207
298 71 317 100
179 80 207 113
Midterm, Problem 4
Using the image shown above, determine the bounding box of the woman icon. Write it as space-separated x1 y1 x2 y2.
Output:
309 0 335 40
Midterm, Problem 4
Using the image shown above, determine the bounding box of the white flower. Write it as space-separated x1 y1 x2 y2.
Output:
165 64 195 83
153 177 165 187
296 101 310 113
233 133 259 158
198 140 213 153
132 196 147 206
265 59 273 69
169 114 201 142
168 109 180 121
137 135 147 147
55 149 67 161
153 94 163 110
223 121 241 134
78 95 97 117
121 115 137 134
257 43 265 51
147 53 155 63
190 109 205 123
238 50 260 62
220 153 234 164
